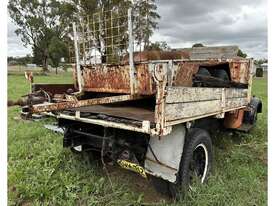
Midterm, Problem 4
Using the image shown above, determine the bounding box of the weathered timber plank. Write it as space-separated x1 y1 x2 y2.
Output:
166 87 248 103
166 87 222 103
225 97 248 108
225 89 248 99
189 46 239 59
165 100 221 121
165 97 248 121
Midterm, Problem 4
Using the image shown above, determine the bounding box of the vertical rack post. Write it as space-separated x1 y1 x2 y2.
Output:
73 23 83 93
128 8 136 94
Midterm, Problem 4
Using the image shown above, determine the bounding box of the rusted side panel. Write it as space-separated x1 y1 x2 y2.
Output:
82 65 130 93
230 61 250 84
173 62 200 87
76 58 251 95
81 64 155 95
136 64 156 95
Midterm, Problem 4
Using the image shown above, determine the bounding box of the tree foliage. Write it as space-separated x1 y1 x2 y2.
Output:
133 0 160 48
145 41 171 51
8 55 33 65
9 0 160 67
192 43 204 48
49 36 69 68
237 49 247 58
256 67 263 77
254 58 267 66
8 0 76 71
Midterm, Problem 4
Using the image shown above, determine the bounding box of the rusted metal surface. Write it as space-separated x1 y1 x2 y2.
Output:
72 56 251 96
82 65 130 93
136 64 156 95
229 60 250 84
81 64 155 95
122 50 190 64
32 84 76 95
153 63 168 136
69 105 155 122
173 61 200 86
31 94 143 113
224 109 245 128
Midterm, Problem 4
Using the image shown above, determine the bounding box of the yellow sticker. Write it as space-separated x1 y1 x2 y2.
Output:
117 159 147 178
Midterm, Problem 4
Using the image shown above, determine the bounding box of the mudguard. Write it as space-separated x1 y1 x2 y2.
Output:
144 124 186 183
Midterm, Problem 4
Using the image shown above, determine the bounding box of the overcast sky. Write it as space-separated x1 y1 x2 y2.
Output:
8 0 267 59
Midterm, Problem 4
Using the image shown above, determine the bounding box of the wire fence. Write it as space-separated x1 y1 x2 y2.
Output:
70 7 146 65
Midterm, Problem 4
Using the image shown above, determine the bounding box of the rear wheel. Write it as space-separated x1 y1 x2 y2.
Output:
151 128 213 199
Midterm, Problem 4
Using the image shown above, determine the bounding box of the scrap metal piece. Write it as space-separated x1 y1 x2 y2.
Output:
31 94 144 114
44 124 64 134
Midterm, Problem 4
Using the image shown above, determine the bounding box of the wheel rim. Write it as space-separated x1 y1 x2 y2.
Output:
73 145 82 152
189 143 208 184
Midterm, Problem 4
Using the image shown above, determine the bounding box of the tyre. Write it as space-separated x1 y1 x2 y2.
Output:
194 68 211 87
197 68 211 76
178 129 213 192
151 128 213 199
212 69 229 81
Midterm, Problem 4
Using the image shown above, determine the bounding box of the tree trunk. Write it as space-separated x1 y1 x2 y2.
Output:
42 49 49 72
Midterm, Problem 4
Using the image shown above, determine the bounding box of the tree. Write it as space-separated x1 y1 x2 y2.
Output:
7 55 33 65
134 0 160 48
49 36 68 68
8 0 76 71
254 58 267 66
145 41 171 51
192 43 204 48
237 49 247 58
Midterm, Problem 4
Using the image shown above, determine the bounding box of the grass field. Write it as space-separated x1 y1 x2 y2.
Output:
8 73 267 205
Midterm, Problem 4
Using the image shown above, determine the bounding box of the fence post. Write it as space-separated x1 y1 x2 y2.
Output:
128 8 136 94
73 23 83 93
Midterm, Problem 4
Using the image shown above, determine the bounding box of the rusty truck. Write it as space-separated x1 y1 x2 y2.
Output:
19 8 262 198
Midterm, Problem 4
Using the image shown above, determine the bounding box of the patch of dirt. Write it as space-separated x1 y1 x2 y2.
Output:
106 165 172 204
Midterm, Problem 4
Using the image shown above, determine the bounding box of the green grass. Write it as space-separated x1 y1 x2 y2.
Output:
8 73 267 205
